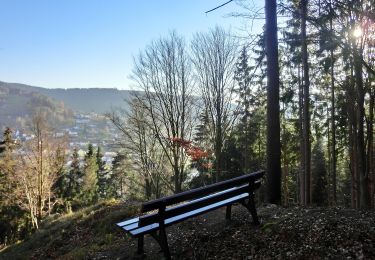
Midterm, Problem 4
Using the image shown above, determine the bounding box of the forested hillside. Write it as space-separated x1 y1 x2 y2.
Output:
0 81 134 114
0 82 74 129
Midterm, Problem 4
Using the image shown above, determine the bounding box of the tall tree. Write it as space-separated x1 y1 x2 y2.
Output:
15 112 67 228
0 127 17 207
132 31 194 193
96 146 108 198
79 144 98 205
60 147 81 210
328 1 337 205
234 46 253 172
265 0 281 204
300 0 311 205
191 26 238 182
109 151 130 199
108 99 169 199
0 127 25 245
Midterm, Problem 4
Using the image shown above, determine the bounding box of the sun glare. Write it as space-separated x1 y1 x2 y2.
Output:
353 27 363 38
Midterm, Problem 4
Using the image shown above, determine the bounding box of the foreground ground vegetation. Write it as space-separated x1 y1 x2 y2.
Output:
1 201 374 259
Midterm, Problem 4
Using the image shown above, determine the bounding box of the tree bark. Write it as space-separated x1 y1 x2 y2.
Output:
301 0 311 205
354 45 370 209
367 88 374 208
329 16 337 205
265 0 281 204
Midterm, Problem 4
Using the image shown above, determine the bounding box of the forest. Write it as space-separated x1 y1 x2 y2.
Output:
0 0 374 251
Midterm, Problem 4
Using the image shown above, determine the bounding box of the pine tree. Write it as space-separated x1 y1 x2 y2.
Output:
79 144 98 205
0 127 14 154
0 127 16 206
109 152 128 199
0 128 23 245
234 46 252 172
193 110 211 148
66 148 81 199
54 147 81 212
96 146 108 199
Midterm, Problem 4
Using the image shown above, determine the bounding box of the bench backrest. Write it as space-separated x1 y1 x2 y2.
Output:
138 171 264 226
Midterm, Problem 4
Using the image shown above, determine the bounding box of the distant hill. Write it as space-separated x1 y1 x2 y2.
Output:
0 81 137 114
0 81 74 130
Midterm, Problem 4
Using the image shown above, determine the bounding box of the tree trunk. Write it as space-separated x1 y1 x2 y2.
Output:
354 45 370 209
329 17 337 205
301 0 311 205
367 89 374 208
265 0 281 204
215 104 223 183
38 131 43 220
298 64 305 205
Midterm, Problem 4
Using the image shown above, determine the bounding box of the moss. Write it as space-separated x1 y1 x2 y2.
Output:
261 221 278 232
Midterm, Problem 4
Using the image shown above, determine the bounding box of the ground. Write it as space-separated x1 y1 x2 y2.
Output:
1 201 375 259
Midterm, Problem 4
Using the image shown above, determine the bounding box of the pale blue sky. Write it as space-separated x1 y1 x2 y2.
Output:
0 0 264 89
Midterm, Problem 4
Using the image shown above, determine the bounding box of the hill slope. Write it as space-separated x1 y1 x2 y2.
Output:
0 82 74 130
0 81 137 114
1 203 374 259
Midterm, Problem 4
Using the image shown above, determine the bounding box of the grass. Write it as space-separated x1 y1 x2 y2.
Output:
0 199 139 259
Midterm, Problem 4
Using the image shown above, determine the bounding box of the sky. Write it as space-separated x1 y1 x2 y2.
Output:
0 0 264 90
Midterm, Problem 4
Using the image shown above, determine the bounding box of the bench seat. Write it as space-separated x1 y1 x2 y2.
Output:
118 189 251 236
116 171 264 259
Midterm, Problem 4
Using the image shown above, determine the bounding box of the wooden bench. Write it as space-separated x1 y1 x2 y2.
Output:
116 170 264 259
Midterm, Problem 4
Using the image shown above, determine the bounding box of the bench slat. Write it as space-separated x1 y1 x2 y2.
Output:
129 192 250 237
119 186 250 232
165 181 261 221
118 180 262 231
139 184 251 226
142 171 264 212
122 222 140 231
117 217 139 228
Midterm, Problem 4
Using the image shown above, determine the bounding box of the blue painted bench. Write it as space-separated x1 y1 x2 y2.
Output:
117 170 264 259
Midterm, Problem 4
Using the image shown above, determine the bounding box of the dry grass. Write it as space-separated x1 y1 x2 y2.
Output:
0 199 138 260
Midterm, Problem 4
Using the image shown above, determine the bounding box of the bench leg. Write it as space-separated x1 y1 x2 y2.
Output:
137 235 144 254
159 228 171 260
248 195 260 225
226 205 232 220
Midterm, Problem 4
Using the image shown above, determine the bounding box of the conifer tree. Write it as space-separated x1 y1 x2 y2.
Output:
96 146 108 198
234 46 252 172
79 144 98 205
62 148 81 202
0 127 18 215
109 152 128 199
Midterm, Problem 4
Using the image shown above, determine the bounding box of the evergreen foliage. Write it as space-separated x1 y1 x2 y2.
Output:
79 144 99 205
0 128 26 245
96 146 108 199
109 152 130 199
56 147 82 211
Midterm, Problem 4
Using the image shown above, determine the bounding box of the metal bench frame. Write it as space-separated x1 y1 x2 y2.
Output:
117 170 265 259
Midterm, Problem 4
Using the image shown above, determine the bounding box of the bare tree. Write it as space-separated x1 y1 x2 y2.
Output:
191 26 238 182
13 111 67 228
130 32 195 194
107 99 170 199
